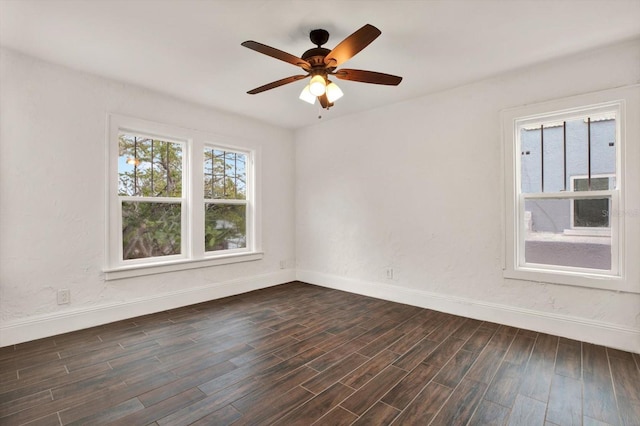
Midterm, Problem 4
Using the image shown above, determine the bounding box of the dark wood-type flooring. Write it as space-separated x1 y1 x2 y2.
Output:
1 282 639 425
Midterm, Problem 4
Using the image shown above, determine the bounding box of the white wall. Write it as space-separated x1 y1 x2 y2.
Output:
295 39 640 352
0 48 296 346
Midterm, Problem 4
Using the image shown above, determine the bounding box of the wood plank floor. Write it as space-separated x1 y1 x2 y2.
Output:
1 282 639 425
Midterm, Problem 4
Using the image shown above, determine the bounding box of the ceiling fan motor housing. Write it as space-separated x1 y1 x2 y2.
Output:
309 29 329 47
302 47 331 67
304 30 334 70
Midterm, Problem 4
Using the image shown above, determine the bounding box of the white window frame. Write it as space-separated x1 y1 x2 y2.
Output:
105 114 262 280
501 85 640 293
202 144 254 256
115 132 188 266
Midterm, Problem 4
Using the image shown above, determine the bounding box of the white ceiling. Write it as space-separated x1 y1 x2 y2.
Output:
1 0 639 129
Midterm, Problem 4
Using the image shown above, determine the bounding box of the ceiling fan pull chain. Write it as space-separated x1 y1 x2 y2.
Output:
317 101 323 119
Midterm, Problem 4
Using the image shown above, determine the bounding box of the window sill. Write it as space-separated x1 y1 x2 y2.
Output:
503 267 639 294
104 252 264 281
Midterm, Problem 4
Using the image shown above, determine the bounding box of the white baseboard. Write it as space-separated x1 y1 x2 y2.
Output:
0 269 296 347
4 268 638 353
297 269 640 353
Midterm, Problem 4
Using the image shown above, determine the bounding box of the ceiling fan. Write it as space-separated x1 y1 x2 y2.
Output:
241 24 402 109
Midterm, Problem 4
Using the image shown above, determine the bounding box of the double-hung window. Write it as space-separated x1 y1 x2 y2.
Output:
204 147 250 253
118 134 186 262
106 115 261 279
502 85 640 293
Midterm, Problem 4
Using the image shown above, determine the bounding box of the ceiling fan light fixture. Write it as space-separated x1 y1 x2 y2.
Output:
309 74 326 96
299 84 316 104
325 81 343 103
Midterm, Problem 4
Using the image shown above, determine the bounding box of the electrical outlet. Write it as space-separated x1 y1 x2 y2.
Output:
279 260 286 269
386 268 394 279
57 289 70 305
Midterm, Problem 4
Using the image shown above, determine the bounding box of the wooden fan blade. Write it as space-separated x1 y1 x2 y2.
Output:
247 75 308 94
324 24 381 67
334 69 402 85
241 41 311 70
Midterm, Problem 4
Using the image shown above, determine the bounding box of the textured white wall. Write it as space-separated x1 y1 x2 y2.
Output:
0 48 295 333
295 39 640 334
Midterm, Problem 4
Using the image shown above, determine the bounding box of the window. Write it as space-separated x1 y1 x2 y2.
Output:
518 113 618 272
502 85 640 293
119 134 185 261
204 148 249 252
106 115 262 279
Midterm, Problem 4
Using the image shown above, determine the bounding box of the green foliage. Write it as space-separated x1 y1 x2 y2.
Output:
205 204 247 251
122 202 181 259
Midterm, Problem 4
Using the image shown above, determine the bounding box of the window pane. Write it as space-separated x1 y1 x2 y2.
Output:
574 198 609 227
520 116 616 194
205 204 246 251
204 149 213 198
119 134 182 197
574 177 612 191
122 201 181 260
523 198 611 270
203 148 247 200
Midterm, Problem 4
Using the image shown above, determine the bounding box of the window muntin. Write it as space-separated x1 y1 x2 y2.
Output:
204 148 250 253
204 149 247 200
520 117 616 194
515 106 620 276
118 135 183 197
